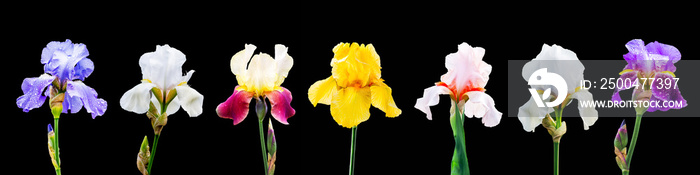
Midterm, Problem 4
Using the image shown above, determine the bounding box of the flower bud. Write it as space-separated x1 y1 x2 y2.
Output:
542 115 567 143
267 120 277 154
614 120 628 150
47 124 59 170
137 136 150 175
613 120 628 171
255 97 268 122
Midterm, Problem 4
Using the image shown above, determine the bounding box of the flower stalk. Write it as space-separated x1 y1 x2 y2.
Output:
450 105 469 175
623 113 643 175
349 126 358 175
256 98 270 175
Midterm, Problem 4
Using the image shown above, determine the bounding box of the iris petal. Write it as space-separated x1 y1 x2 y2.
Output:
571 89 598 130
17 74 55 112
369 80 401 118
517 98 552 132
463 91 502 127
611 70 638 102
66 81 107 118
120 82 156 114
216 86 255 125
308 76 338 107
331 87 371 128
414 85 451 120
265 87 295 124
648 72 687 112
174 85 204 117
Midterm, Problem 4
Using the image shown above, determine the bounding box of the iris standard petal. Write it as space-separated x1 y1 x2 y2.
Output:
66 81 107 118
216 87 255 125
331 86 372 128
645 41 681 64
174 85 204 117
41 40 73 64
648 72 687 112
308 76 338 107
162 45 187 90
73 58 94 81
139 45 187 90
120 82 157 114
441 43 488 97
274 44 293 87
17 74 55 112
571 89 598 130
463 91 502 127
517 98 552 132
414 85 451 120
523 44 585 95
246 54 278 96
369 80 401 118
230 44 256 77
611 70 638 102
265 87 295 125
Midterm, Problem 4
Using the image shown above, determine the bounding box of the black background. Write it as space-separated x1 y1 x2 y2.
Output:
5 2 698 175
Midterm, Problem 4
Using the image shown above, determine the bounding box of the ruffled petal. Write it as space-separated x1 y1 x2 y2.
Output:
370 80 401 118
265 87 295 124
612 70 638 102
17 74 55 112
174 85 204 117
139 45 186 90
331 86 371 128
274 44 293 86
73 58 94 81
414 85 450 120
41 40 72 64
308 76 338 107
66 81 107 118
571 89 598 130
216 87 254 125
648 72 687 112
463 91 502 127
120 82 156 114
523 44 585 95
441 43 489 96
517 98 552 132
646 41 681 64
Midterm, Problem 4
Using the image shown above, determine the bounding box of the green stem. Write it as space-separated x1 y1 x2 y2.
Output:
53 118 61 175
259 120 269 175
553 105 563 175
147 134 160 174
553 142 560 175
450 106 469 175
625 114 643 174
554 106 563 128
349 126 358 175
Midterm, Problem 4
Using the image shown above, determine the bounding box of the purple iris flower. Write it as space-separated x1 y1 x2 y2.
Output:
612 39 687 112
17 39 107 118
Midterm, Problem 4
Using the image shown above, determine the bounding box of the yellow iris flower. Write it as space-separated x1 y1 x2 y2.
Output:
308 42 401 128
